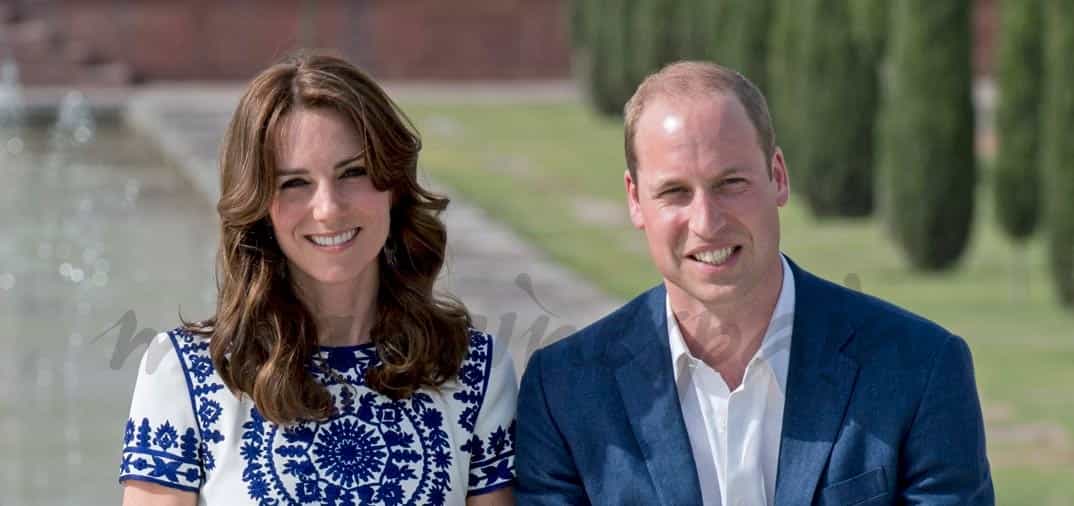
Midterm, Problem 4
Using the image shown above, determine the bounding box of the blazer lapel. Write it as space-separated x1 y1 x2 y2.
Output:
613 286 703 506
774 262 860 505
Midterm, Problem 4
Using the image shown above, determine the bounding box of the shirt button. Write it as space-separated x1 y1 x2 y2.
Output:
717 418 727 432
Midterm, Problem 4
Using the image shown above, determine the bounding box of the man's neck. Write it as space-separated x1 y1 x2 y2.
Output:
669 259 785 389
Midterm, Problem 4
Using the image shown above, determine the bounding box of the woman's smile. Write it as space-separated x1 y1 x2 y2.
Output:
305 227 361 251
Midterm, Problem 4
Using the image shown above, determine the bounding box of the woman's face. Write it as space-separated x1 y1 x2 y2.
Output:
268 107 391 292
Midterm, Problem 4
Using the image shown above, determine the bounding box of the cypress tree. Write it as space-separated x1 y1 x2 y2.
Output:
626 0 679 89
767 0 806 174
876 1 976 270
718 0 772 94
795 0 877 217
671 0 724 60
994 0 1044 243
849 0 889 62
570 0 589 50
584 0 697 117
1043 0 1074 305
587 0 635 116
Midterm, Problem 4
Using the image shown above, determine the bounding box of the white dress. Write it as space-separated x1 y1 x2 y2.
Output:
118 328 517 505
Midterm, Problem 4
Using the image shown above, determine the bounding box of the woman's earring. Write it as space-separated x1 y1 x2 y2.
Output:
383 239 397 267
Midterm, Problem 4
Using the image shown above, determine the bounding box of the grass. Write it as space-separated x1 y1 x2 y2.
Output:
402 100 1074 502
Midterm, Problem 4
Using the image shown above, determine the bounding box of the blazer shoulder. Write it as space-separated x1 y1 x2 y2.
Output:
532 286 660 369
809 271 960 359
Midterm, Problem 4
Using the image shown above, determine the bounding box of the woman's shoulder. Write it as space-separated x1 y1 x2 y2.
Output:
454 329 518 494
125 327 228 434
137 327 218 387
448 328 516 431
456 328 507 392
120 327 221 492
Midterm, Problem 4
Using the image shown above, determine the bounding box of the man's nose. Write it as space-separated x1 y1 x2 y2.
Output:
689 192 725 238
312 182 346 221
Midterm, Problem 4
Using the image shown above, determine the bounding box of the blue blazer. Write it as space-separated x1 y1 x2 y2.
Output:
515 260 993 505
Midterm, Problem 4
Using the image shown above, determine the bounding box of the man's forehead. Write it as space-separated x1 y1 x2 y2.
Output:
639 93 741 125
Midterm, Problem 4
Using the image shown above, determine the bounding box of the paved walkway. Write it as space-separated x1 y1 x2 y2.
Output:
125 83 621 376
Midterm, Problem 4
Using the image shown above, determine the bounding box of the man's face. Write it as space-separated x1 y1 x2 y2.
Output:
625 94 789 311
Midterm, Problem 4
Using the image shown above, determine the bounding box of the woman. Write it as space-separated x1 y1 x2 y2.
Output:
119 53 516 505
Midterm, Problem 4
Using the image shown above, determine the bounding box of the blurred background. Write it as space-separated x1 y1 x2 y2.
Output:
1 0 1072 504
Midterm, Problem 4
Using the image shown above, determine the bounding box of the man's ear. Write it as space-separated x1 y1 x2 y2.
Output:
771 148 790 208
625 169 645 229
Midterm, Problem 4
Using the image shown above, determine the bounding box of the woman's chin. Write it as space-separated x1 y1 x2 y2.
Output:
290 264 378 288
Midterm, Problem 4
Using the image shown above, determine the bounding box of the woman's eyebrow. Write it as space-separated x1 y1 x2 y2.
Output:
276 153 366 175
333 153 365 169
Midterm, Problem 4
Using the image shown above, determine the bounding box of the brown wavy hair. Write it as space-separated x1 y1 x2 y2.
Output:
184 52 471 424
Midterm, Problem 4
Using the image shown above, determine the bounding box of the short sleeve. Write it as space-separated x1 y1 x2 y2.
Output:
118 331 203 492
462 332 518 496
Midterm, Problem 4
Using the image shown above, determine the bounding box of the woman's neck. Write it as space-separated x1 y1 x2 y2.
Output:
290 265 379 347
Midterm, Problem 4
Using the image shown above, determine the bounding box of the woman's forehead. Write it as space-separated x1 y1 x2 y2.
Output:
274 108 368 168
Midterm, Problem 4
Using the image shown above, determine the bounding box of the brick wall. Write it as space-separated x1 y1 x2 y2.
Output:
364 0 571 80
7 0 571 82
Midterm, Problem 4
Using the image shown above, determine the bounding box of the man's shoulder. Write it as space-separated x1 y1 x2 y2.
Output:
531 285 662 370
798 265 960 360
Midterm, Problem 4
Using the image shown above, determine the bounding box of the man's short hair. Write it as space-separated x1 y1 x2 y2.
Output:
624 61 776 178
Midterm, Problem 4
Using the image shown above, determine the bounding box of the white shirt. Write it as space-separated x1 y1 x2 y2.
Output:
668 255 795 506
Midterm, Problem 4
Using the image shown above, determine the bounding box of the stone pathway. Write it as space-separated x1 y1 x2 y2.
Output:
126 83 621 377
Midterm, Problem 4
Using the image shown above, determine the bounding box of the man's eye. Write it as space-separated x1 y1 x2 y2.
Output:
342 166 367 178
661 188 684 196
280 179 308 189
722 178 747 187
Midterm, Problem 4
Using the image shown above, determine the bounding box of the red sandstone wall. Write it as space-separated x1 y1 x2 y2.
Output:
363 0 571 80
10 0 571 81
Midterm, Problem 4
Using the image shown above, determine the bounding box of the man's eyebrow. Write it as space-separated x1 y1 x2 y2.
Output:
648 175 684 193
276 153 366 175
646 166 750 193
717 166 748 178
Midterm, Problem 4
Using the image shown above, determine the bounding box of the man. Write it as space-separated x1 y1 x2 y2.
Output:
515 61 993 505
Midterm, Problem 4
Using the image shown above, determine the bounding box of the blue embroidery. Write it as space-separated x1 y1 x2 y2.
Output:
239 351 454 505
120 417 203 490
467 420 516 492
452 330 494 432
170 329 226 473
453 330 515 491
120 328 516 499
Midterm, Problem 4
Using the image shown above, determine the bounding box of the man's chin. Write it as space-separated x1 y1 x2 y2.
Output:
666 279 741 307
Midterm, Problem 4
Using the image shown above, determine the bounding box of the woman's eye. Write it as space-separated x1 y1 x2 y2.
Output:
342 166 367 178
280 179 308 189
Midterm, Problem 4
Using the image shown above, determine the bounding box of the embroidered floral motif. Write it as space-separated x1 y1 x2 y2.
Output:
453 330 515 491
468 421 516 492
313 418 387 485
120 328 515 501
120 417 203 490
452 330 494 432
171 330 227 472
238 348 454 505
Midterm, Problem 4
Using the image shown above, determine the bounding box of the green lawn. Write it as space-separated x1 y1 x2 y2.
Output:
404 100 1074 503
